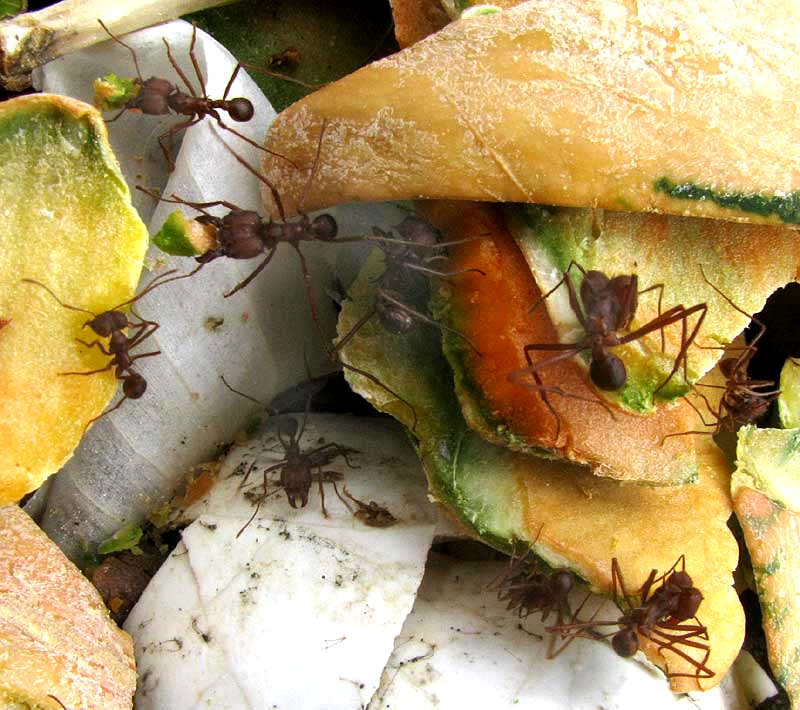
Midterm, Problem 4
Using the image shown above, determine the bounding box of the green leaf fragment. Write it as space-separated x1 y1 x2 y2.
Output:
93 74 140 111
152 210 213 257
779 358 800 429
97 523 143 555
0 0 25 20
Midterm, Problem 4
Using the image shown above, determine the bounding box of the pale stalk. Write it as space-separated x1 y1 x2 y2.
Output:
0 0 232 89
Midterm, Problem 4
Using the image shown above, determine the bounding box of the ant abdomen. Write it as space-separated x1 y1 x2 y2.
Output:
612 627 639 657
589 353 627 391
122 372 147 399
396 215 441 249
376 291 416 334
224 98 255 122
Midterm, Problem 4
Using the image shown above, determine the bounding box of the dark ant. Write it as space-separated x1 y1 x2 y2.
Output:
331 213 486 429
222 377 359 536
96 20 308 169
509 261 707 414
663 265 779 441
21 270 180 430
138 123 338 310
491 552 575 625
546 556 714 680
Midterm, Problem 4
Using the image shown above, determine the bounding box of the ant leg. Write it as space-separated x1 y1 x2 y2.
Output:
297 119 328 213
651 304 708 399
377 292 483 355
339 361 418 432
528 260 587 317
104 108 129 123
213 133 287 221
402 261 487 279
223 247 278 298
75 338 112 356
158 118 202 171
59 362 115 377
289 244 329 350
317 467 329 518
212 118 300 169
638 282 665 351
331 309 376 355
186 24 208 98
98 19 143 81
162 36 199 97
82 393 129 433
224 61 317 99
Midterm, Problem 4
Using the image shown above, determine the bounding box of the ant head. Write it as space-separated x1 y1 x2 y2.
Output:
227 98 254 122
136 78 174 115
281 463 310 508
396 215 440 248
667 570 693 589
589 353 627 391
122 372 147 399
89 310 127 336
675 586 703 621
220 211 265 259
611 627 639 657
311 213 338 241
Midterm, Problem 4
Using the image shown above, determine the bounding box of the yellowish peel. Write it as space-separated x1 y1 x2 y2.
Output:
0 504 136 709
263 0 800 226
0 94 148 503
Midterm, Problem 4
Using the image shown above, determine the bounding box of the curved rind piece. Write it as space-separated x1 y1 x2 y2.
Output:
338 249 743 691
0 94 148 503
0 505 136 709
263 0 800 225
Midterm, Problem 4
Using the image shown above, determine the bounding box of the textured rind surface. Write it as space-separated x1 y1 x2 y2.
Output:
733 487 800 708
506 203 800 412
338 251 742 692
733 426 800 512
0 505 136 709
779 359 800 430
0 94 148 503
263 0 800 223
427 200 699 484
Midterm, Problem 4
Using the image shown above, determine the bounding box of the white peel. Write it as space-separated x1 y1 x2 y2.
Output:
125 414 436 709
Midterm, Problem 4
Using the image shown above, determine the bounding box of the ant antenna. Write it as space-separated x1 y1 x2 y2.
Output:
98 19 143 82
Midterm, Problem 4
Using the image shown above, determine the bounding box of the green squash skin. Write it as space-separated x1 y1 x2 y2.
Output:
654 177 800 225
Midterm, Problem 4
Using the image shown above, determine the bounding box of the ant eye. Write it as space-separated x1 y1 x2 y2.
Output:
228 98 254 122
590 354 627 391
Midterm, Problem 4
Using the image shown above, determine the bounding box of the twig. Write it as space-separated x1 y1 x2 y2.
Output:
0 0 232 90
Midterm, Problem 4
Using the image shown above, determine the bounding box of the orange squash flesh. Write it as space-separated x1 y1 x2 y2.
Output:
426 200 699 483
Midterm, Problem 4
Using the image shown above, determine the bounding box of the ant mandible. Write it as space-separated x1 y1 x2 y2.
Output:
22 269 180 430
96 20 305 170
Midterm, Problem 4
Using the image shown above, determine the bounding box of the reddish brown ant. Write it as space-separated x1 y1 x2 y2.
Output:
331 213 487 430
21 270 180 430
96 20 308 169
510 261 707 409
663 265 779 440
546 556 714 681
222 376 359 535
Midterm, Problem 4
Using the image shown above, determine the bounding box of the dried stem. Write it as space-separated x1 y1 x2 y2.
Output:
0 0 232 89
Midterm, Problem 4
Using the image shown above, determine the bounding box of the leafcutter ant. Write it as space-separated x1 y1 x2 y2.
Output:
96 21 309 169
491 552 575 626
546 556 714 681
331 213 486 430
510 261 707 412
340 486 397 528
222 377 359 536
22 270 180 430
663 265 779 441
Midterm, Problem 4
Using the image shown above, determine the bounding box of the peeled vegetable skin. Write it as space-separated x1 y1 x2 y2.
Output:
0 95 148 503
263 0 800 225
428 200 699 484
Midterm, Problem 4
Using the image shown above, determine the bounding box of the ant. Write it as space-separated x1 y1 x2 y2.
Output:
22 269 180 430
138 124 338 310
546 556 714 681
0 318 9 330
509 261 707 410
222 377 359 536
340 486 397 528
491 552 575 625
96 20 307 169
663 265 779 440
331 213 486 429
